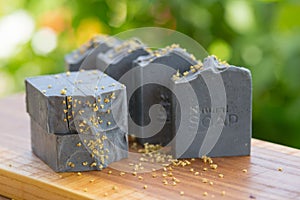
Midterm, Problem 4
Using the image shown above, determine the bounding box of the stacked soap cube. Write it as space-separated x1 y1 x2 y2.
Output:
26 35 252 172
26 70 128 172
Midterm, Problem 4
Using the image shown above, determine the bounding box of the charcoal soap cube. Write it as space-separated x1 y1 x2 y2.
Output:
25 70 127 135
31 119 128 172
25 74 74 134
132 46 198 145
171 56 252 158
65 35 121 72
27 70 129 172
62 71 128 134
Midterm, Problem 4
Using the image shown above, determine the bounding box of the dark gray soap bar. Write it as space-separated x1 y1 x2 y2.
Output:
96 39 150 136
65 36 121 72
96 38 150 80
31 119 128 172
132 47 198 145
25 70 127 135
171 56 252 158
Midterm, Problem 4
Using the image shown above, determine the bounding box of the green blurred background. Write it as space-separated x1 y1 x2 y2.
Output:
0 0 299 148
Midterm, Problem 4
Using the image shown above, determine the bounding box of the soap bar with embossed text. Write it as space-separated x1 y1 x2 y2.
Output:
171 56 252 158
132 46 198 145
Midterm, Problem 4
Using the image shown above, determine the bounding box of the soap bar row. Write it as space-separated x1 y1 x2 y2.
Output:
64 36 252 159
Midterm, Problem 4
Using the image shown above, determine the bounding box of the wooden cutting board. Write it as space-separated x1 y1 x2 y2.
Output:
0 94 300 200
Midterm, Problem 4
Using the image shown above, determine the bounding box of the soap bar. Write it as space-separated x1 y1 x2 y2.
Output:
31 119 128 172
171 56 252 158
65 35 121 72
96 39 150 136
132 46 198 145
96 38 150 80
25 70 127 134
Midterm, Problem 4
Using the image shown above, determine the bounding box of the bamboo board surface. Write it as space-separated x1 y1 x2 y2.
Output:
0 94 300 200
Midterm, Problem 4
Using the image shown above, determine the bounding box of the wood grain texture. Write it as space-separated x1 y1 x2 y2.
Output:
0 94 299 200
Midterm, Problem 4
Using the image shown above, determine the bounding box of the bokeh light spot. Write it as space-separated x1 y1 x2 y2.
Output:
242 45 263 66
107 0 127 28
208 39 232 61
76 18 105 45
225 0 255 33
0 10 35 58
181 5 211 29
31 27 57 55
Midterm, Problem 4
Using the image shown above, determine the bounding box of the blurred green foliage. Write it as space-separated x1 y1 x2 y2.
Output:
0 0 299 148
